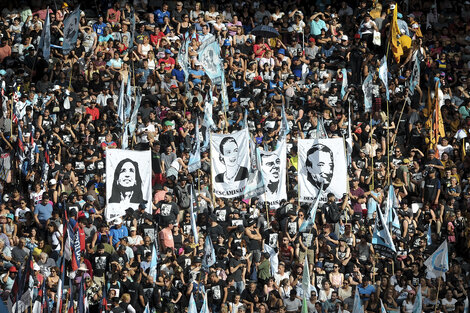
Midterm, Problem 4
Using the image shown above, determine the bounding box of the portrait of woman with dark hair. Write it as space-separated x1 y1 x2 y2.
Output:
214 137 248 183
108 158 146 205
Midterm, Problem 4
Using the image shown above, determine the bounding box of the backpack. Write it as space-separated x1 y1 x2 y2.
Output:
328 204 341 223
176 184 190 209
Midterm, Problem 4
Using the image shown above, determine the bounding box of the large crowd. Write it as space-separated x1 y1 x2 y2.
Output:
0 0 469 313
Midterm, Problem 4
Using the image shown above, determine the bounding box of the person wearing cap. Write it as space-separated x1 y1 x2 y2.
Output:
158 48 176 72
0 266 18 293
109 217 129 249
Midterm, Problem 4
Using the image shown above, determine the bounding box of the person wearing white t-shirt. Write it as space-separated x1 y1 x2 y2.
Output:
442 290 458 313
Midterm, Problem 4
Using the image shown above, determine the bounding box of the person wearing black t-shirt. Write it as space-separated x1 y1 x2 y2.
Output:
208 272 226 313
91 243 110 286
156 192 179 227
160 277 182 313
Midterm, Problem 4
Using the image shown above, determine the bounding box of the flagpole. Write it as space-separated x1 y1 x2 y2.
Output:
391 99 407 146
434 279 441 313
210 131 216 205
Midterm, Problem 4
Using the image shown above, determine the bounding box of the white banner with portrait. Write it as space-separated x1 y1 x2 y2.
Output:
105 149 153 221
259 139 287 209
211 129 250 198
298 138 347 203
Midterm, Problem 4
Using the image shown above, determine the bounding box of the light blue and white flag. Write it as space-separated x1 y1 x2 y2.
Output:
362 73 374 112
353 286 364 313
302 255 311 298
201 94 215 152
149 242 158 283
409 53 420 96
385 186 401 232
412 285 423 313
427 224 432 246
62 6 80 55
128 89 142 137
380 300 387 313
125 74 132 119
143 304 150 313
188 118 201 173
299 183 324 232
202 235 216 270
279 104 290 139
188 294 198 313
424 240 449 278
117 77 125 125
121 125 129 149
129 9 136 49
372 204 396 258
341 68 348 98
177 38 191 82
189 185 199 243
38 9 51 60
200 292 209 313
379 56 389 101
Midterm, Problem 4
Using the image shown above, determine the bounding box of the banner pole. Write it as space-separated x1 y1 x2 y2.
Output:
387 99 390 186
434 279 441 313
210 132 216 204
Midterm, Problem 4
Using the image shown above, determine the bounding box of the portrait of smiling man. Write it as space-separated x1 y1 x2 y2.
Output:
305 143 334 194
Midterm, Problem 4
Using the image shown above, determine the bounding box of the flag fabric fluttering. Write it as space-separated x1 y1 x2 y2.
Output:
379 56 390 101
189 184 199 243
341 68 348 98
302 255 311 298
188 293 198 313
412 285 423 313
424 240 449 278
117 78 126 125
149 242 158 283
353 286 364 313
200 291 209 313
372 205 397 258
409 53 420 95
391 5 404 63
38 9 51 60
299 183 324 232
384 186 401 233
202 235 216 271
279 104 290 139
129 9 136 49
128 89 142 137
188 118 201 173
201 96 215 152
427 224 432 246
362 73 374 112
62 6 80 55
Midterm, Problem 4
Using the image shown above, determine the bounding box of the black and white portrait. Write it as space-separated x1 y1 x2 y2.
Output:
214 137 248 183
262 154 281 194
260 139 287 209
299 138 347 202
305 144 334 192
211 129 250 198
108 158 146 205
106 149 153 221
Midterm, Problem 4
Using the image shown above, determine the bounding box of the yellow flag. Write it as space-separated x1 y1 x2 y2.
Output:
391 5 403 63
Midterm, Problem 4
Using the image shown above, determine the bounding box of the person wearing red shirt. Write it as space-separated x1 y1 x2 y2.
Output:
85 101 100 120
150 26 165 47
158 49 176 72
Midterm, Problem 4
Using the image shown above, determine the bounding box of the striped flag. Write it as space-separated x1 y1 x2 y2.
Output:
202 235 216 271
189 184 199 243
62 6 80 55
299 183 324 232
38 9 51 59
379 56 389 101
149 242 158 283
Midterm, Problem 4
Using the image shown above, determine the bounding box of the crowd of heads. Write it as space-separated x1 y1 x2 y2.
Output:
0 0 469 313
